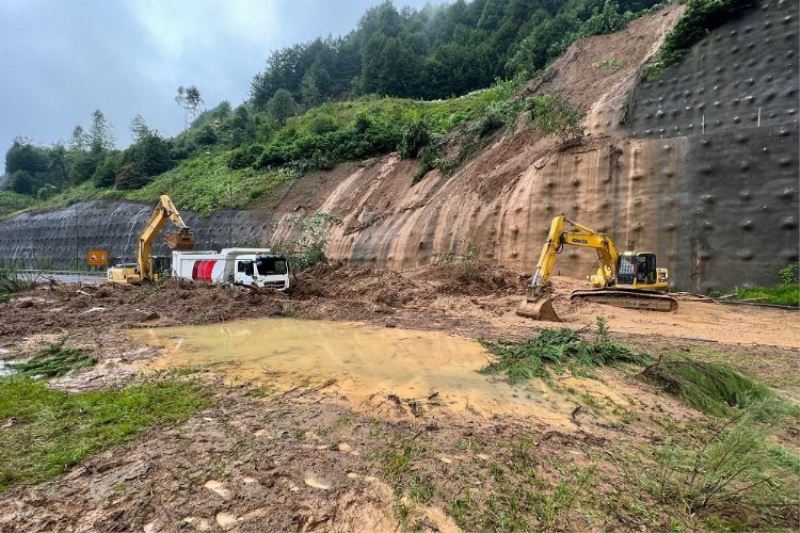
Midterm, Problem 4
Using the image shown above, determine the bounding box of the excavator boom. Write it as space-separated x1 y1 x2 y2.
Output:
108 195 194 284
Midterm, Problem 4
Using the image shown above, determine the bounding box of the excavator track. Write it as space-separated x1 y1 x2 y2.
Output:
570 289 678 312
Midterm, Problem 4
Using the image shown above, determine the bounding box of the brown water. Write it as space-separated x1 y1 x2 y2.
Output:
132 318 574 423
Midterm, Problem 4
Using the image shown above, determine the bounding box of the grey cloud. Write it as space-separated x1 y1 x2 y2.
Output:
0 0 431 155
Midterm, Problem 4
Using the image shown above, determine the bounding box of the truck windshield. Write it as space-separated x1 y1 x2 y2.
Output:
255 257 288 276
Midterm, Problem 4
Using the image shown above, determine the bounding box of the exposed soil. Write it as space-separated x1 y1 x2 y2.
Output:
0 264 798 532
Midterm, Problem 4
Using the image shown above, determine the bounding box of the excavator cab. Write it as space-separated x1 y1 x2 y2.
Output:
613 252 669 290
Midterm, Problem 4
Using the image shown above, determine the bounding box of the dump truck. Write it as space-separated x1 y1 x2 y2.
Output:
172 248 290 291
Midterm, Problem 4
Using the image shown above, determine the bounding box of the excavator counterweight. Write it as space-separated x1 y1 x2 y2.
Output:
517 215 678 320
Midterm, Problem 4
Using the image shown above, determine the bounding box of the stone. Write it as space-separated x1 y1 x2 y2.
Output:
304 472 332 490
216 513 238 531
204 480 233 500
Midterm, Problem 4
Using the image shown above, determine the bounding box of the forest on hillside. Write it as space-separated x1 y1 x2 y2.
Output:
3 0 753 214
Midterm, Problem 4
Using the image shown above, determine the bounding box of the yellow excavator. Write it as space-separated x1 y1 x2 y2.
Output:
518 215 678 320
107 195 195 284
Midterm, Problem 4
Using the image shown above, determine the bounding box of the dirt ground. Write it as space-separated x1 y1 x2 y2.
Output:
0 265 798 532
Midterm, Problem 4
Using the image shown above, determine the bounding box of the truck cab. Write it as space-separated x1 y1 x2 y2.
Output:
234 253 290 291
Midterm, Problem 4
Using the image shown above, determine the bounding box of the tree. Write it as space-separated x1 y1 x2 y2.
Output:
93 151 121 187
47 143 69 185
175 85 204 127
267 89 297 123
70 126 89 151
230 105 255 146
89 109 115 152
5 139 48 175
300 70 322 109
130 114 151 141
123 131 173 179
68 150 101 184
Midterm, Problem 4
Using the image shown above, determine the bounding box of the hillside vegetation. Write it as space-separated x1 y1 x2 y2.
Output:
1 0 759 217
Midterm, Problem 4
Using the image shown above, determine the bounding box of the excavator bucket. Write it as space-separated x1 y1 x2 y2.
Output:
165 228 195 250
516 295 560 321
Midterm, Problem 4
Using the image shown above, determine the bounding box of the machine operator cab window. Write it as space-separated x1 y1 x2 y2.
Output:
617 253 657 286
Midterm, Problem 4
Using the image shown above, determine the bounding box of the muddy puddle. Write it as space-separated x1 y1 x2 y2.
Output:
132 318 576 425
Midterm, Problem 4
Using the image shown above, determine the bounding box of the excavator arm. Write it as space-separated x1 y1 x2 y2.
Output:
528 215 618 297
136 195 194 281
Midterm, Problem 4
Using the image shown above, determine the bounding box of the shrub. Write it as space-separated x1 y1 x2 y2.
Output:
412 144 440 184
646 399 798 514
475 100 520 138
228 144 263 170
397 120 431 159
274 212 340 271
114 163 146 190
644 0 758 79
194 124 218 146
526 93 584 145
92 152 121 187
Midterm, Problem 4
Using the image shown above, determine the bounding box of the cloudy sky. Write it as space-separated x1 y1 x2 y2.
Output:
0 0 432 154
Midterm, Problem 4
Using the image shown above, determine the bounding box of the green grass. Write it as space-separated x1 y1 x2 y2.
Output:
595 58 623 71
732 284 799 307
480 318 649 383
730 264 799 306
644 0 758 80
121 152 294 214
9 341 97 378
0 376 212 492
0 190 34 217
284 80 520 139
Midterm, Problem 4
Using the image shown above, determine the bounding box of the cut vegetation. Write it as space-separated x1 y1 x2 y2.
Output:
480 318 649 383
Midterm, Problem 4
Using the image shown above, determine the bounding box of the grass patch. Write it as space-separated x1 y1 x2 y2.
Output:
595 58 623 71
642 357 775 417
732 284 799 307
480 318 649 383
733 263 800 307
122 152 291 215
0 375 212 492
643 399 799 521
0 190 34 217
644 0 758 80
9 340 97 378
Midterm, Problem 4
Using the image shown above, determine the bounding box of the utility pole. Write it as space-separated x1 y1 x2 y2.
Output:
74 202 80 282
228 179 233 247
